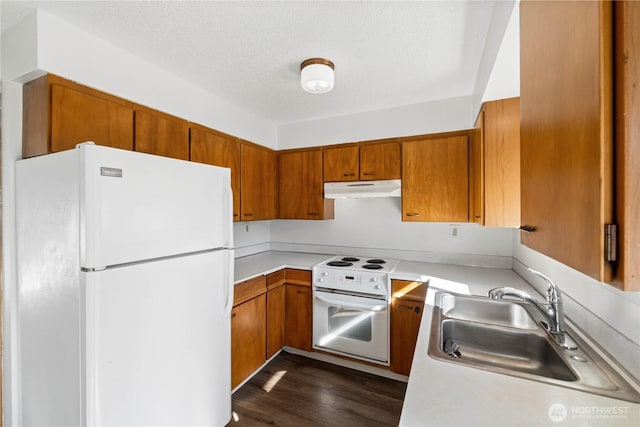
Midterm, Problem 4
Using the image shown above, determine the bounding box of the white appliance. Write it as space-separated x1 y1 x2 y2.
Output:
15 143 234 426
323 179 401 199
312 256 399 365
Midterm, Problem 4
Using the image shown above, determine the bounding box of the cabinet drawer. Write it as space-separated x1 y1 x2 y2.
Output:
234 275 267 306
285 269 312 286
266 269 286 290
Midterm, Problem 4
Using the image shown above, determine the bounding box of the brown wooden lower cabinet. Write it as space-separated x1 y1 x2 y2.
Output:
266 270 286 359
390 280 427 376
231 275 267 389
231 294 266 389
284 270 313 351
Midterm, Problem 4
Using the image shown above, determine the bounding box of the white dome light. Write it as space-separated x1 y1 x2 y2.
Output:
300 58 335 94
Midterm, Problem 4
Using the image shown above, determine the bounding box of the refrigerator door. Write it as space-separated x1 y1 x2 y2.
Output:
83 249 233 426
80 144 233 269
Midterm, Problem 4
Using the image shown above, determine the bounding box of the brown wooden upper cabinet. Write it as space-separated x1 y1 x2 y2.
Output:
22 74 134 157
520 0 614 283
323 140 401 182
402 133 469 222
359 140 401 180
278 149 334 220
240 143 277 221
134 107 189 160
323 145 359 182
471 97 521 228
190 126 241 221
614 1 640 291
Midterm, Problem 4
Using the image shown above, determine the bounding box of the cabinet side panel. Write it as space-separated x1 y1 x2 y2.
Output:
22 75 50 158
614 1 640 291
16 150 82 425
484 98 521 228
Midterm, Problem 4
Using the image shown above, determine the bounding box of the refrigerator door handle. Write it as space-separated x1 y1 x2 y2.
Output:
223 177 233 247
224 250 235 318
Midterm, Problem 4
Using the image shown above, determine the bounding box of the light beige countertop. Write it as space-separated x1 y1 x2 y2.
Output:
233 251 640 426
233 250 333 283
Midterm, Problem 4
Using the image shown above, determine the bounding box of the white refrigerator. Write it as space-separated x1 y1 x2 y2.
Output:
16 143 234 426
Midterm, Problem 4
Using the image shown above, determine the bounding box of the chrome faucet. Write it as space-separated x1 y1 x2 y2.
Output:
488 268 577 350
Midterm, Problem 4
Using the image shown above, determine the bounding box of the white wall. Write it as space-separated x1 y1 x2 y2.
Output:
271 198 513 267
480 1 520 103
35 10 278 148
278 95 474 149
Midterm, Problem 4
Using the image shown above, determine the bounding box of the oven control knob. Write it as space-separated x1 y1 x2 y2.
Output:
371 277 379 282
374 284 382 290
318 278 324 283
321 272 329 276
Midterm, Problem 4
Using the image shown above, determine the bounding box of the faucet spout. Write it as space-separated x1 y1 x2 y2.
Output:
488 268 577 350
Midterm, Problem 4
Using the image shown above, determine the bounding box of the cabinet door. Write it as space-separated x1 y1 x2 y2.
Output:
520 0 613 282
279 149 332 219
240 144 277 221
266 285 286 359
390 300 424 376
402 135 469 222
360 141 401 180
323 145 359 182
390 280 426 376
190 128 241 221
134 109 189 160
285 284 312 351
231 294 266 389
51 84 134 153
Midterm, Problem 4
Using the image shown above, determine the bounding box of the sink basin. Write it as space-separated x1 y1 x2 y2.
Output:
440 319 577 381
429 292 640 403
440 293 538 330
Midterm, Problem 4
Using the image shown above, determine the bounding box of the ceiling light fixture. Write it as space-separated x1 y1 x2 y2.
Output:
300 58 335 94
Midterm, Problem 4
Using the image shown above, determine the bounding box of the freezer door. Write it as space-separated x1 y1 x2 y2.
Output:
83 250 233 426
80 144 233 269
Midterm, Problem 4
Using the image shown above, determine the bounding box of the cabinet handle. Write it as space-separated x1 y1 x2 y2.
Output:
363 172 376 176
475 215 481 219
308 212 319 216
243 213 253 217
343 173 356 177
406 213 420 217
519 225 536 233
399 304 421 314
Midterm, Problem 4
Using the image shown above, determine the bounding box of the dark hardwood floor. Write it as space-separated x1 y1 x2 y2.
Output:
227 352 407 427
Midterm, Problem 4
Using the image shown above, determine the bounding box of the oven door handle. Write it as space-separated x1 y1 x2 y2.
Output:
315 295 387 312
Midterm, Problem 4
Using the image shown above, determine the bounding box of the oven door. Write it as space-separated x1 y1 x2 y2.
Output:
313 289 389 365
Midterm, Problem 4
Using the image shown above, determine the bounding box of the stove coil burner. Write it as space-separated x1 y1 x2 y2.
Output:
327 260 354 267
341 257 360 262
366 259 386 264
362 264 384 270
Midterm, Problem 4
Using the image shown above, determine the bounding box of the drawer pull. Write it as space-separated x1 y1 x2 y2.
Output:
519 225 536 233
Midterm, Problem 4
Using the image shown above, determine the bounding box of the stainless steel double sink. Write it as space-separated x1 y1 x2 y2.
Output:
428 292 640 403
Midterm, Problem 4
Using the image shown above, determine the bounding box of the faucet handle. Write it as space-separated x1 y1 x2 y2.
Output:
527 268 561 302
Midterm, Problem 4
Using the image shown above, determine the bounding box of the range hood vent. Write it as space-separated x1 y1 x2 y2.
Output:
324 179 401 199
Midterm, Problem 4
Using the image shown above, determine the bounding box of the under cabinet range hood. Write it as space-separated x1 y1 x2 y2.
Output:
324 179 401 199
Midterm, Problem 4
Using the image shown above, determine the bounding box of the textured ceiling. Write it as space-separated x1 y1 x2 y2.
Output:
1 1 497 125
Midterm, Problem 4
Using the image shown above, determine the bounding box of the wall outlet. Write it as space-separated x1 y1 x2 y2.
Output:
449 224 460 239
